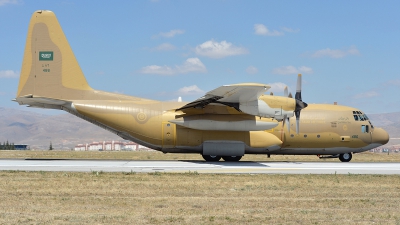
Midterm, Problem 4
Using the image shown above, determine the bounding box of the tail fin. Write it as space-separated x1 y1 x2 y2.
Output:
17 10 92 100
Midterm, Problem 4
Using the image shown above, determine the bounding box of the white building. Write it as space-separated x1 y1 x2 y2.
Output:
74 141 146 151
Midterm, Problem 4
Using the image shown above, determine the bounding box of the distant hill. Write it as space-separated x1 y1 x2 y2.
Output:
0 107 120 150
1 107 399 150
368 112 400 147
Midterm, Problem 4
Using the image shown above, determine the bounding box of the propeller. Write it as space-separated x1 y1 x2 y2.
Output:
282 86 291 133
283 86 288 97
294 74 308 134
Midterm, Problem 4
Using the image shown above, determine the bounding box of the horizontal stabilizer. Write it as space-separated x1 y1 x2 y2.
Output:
13 95 70 109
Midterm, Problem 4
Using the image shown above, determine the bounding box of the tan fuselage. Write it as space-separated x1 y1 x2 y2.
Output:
69 100 382 155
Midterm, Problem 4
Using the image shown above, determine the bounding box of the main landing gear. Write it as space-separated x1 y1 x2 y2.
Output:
339 153 352 162
201 155 242 162
319 152 353 162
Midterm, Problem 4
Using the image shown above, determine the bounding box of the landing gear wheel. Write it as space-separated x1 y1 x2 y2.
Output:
202 155 221 162
339 153 352 162
222 156 242 162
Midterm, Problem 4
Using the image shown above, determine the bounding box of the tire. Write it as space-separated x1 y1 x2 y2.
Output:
202 155 221 162
339 153 352 162
222 156 242 162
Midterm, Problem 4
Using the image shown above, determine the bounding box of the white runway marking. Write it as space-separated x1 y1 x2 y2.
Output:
0 159 399 174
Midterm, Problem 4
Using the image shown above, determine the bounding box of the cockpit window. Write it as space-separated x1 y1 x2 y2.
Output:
353 111 370 122
369 121 374 129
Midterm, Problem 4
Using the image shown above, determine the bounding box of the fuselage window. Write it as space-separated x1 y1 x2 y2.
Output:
317 134 320 138
353 115 358 121
361 125 370 133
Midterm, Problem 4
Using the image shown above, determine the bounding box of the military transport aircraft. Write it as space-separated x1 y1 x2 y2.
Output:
14 10 389 162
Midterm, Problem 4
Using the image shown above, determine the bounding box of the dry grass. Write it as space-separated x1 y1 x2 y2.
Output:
1 150 400 162
0 171 399 224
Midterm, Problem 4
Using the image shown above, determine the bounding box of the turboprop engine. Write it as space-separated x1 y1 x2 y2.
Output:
239 95 295 121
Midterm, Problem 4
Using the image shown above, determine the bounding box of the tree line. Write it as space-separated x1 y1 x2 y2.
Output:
0 141 15 150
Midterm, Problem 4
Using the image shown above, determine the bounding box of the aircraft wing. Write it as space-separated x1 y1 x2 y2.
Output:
176 83 270 111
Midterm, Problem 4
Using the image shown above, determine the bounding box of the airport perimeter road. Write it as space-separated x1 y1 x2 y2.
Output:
0 159 400 174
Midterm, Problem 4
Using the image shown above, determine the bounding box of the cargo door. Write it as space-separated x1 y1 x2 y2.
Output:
162 122 175 147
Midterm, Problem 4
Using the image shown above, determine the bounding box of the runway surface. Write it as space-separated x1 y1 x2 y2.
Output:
0 159 399 174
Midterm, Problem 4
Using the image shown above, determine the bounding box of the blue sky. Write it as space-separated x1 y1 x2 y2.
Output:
1 0 399 115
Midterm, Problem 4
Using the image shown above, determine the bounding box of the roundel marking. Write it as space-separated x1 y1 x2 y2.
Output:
137 112 147 122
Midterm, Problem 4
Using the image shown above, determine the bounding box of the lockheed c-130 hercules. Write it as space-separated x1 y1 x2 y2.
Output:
15 10 389 162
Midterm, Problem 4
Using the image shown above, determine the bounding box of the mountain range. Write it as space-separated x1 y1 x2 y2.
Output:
1 107 399 150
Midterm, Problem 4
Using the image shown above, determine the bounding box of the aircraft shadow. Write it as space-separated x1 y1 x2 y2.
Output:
181 160 269 167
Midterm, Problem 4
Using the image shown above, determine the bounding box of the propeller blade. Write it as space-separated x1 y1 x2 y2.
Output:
294 74 308 134
284 86 288 97
295 110 300 134
287 116 290 133
295 74 302 101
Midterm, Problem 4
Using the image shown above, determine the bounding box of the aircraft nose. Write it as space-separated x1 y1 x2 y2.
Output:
372 128 389 145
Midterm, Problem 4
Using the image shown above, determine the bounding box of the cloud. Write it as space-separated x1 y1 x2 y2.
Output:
246 66 258 74
309 46 360 58
254 24 284 36
272 66 313 75
176 85 205 96
268 82 288 93
195 40 248 59
0 70 19 78
253 24 299 36
151 43 176 51
385 79 400 87
0 0 18 6
152 29 185 38
353 91 379 99
140 58 207 75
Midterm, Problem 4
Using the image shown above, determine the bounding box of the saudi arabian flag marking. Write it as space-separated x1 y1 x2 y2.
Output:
39 51 53 61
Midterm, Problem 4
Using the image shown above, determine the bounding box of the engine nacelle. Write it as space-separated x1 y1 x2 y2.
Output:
239 95 295 121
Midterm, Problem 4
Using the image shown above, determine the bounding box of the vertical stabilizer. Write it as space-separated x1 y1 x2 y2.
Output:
17 10 92 100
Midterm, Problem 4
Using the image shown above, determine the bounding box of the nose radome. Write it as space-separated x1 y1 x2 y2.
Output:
372 128 389 145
